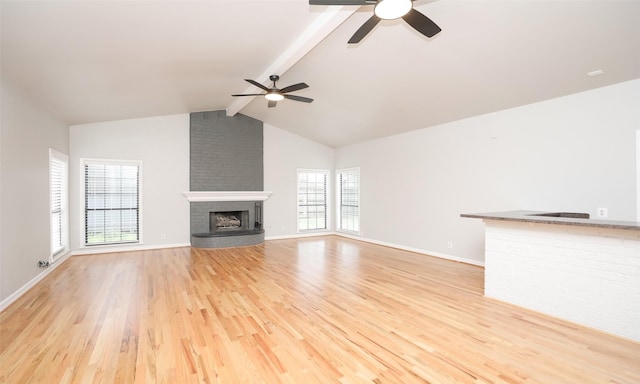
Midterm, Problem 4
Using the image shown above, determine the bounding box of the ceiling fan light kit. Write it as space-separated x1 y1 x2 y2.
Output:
374 0 412 20
309 0 441 43
264 92 284 101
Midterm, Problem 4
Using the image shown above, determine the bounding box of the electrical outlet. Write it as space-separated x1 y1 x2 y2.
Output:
160 233 166 240
447 241 453 249
597 207 608 218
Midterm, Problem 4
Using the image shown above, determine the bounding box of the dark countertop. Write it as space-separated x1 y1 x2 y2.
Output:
461 210 640 231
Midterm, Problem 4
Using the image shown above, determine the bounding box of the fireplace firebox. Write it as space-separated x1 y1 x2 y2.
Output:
210 210 249 233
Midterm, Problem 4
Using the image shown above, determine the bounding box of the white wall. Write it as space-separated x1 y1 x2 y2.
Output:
69 114 190 252
335 80 640 264
1 80 69 302
263 123 334 238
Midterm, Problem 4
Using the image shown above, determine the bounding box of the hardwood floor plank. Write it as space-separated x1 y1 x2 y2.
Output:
1 236 638 383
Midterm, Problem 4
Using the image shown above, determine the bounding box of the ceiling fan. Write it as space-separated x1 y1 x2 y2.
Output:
231 75 313 108
309 0 441 44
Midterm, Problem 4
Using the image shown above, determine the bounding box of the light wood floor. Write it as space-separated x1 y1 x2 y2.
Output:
1 236 639 383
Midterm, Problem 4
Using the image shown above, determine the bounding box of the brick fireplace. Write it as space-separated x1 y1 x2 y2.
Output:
187 111 270 248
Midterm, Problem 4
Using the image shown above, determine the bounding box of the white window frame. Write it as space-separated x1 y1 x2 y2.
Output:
81 158 143 247
336 167 360 234
297 169 330 232
50 149 69 259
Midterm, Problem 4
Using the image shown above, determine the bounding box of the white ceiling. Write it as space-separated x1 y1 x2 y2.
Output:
2 0 639 148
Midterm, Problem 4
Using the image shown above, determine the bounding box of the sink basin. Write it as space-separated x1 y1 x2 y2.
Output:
528 212 590 219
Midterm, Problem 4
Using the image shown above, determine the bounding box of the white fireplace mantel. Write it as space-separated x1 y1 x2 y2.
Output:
183 191 273 202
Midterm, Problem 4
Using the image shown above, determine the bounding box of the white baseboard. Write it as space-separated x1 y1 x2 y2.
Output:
71 242 191 256
0 250 73 312
334 232 484 267
265 232 484 267
265 231 333 241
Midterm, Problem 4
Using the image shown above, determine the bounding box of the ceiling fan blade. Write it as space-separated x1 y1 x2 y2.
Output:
309 0 373 5
402 8 441 38
284 95 314 103
244 79 270 92
348 15 381 44
231 93 265 97
279 83 309 94
268 100 277 108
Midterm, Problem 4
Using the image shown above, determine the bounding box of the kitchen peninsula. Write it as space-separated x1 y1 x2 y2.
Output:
462 210 640 341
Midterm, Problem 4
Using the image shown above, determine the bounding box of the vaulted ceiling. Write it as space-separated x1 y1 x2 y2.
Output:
2 0 639 148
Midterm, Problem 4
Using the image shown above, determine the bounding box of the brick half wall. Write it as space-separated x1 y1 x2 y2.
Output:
484 220 640 341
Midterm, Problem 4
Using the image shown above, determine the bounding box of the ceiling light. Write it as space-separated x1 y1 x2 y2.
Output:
587 69 604 77
374 0 413 20
265 92 284 101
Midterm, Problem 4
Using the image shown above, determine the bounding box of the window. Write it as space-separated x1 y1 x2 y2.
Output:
50 149 68 258
84 160 140 246
337 168 360 233
297 169 328 231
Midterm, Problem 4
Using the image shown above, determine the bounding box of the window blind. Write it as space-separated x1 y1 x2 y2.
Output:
297 170 328 231
84 161 140 245
338 168 360 233
50 151 68 256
